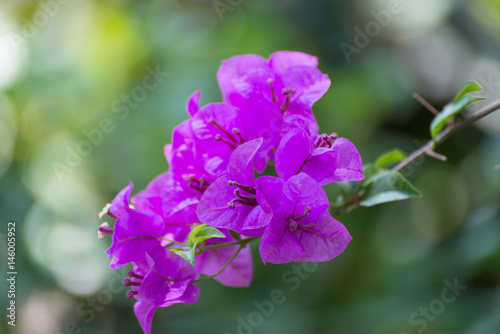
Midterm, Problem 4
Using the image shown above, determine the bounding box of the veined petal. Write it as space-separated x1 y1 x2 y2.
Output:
227 138 263 183
259 217 306 264
255 176 285 215
331 138 364 182
186 90 201 117
280 66 331 109
134 301 157 334
197 174 256 232
280 173 330 219
294 211 352 262
269 51 319 71
196 230 253 287
110 182 133 217
275 128 313 181
241 205 271 235
217 54 268 102
301 148 339 186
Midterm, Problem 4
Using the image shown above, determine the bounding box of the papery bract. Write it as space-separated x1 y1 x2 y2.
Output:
216 51 331 168
197 138 269 236
132 246 200 334
196 229 253 287
257 173 352 264
275 127 364 185
132 172 201 226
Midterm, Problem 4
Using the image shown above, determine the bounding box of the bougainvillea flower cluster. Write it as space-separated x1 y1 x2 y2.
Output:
98 51 364 334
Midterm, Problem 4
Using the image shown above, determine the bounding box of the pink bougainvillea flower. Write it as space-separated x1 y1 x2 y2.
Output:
216 51 331 164
257 173 352 264
131 246 200 334
275 127 364 186
196 138 270 236
103 180 192 268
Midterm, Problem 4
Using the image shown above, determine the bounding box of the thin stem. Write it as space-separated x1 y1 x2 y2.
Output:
121 235 189 248
196 237 258 255
392 100 500 172
413 93 439 116
193 245 243 283
331 99 500 215
425 149 447 162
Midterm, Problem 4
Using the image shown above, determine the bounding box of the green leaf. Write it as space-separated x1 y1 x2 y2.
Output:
188 224 225 246
430 82 484 139
359 171 422 207
334 163 377 204
375 149 407 169
175 241 197 266
228 230 241 241
453 81 482 104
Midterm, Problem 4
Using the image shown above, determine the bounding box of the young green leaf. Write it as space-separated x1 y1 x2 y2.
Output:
375 148 407 169
359 171 422 207
188 224 206 247
175 241 198 266
453 81 482 104
430 81 484 139
191 226 225 245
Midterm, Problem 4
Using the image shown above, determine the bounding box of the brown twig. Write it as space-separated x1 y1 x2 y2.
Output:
392 100 500 172
331 100 500 215
413 93 440 116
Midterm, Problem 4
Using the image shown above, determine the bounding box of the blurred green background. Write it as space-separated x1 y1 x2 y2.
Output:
1 0 500 333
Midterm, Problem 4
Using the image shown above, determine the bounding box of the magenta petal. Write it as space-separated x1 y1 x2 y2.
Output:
227 138 263 183
191 102 241 158
275 128 313 180
280 112 319 139
186 90 201 117
168 119 209 183
197 139 263 233
268 51 318 71
139 270 187 305
241 205 271 235
280 173 330 219
110 182 133 217
231 66 277 99
259 217 306 264
163 198 199 225
146 246 197 281
280 66 331 108
107 211 165 268
108 238 159 269
197 174 255 232
134 301 157 334
295 212 352 262
132 173 171 212
255 176 285 215
163 283 200 306
164 144 172 165
212 245 252 287
301 148 340 186
196 231 253 287
217 54 268 102
331 138 364 182
204 156 227 177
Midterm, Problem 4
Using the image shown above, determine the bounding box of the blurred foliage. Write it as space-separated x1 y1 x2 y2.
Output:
1 0 500 333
